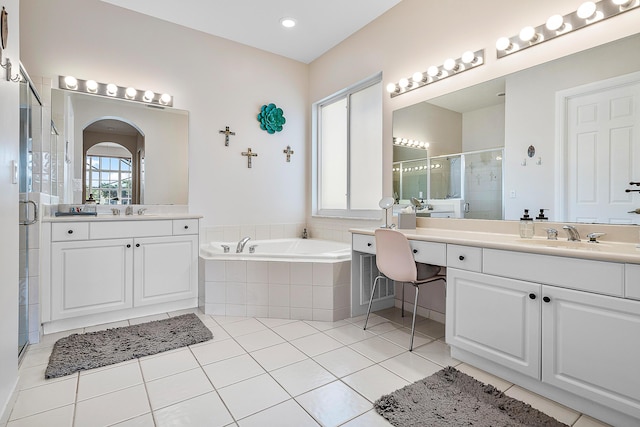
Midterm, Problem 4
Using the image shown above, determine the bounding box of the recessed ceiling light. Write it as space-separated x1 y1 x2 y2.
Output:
280 18 296 28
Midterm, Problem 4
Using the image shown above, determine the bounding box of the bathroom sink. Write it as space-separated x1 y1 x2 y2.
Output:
516 239 611 250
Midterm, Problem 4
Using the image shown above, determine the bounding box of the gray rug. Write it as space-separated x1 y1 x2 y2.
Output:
375 366 568 427
45 313 212 379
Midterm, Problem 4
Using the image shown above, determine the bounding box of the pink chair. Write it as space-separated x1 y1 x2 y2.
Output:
363 228 446 351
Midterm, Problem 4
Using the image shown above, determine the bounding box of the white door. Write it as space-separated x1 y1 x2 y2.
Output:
566 74 640 223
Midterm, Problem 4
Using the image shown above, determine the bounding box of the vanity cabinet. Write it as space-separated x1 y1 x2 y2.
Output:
44 217 199 331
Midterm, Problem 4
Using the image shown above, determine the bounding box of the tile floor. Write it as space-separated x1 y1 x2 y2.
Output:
5 308 612 427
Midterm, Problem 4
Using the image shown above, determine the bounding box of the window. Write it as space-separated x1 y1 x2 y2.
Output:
313 75 383 217
86 155 132 205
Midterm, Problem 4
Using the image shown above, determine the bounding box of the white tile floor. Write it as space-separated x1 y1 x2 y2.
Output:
6 307 613 427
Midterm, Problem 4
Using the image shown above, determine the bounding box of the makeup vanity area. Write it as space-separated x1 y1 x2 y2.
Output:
351 219 640 426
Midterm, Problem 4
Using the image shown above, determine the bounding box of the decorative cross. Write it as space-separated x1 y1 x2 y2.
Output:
241 148 258 168
219 126 236 146
283 145 295 162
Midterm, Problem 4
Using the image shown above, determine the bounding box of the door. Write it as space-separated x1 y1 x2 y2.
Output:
565 73 640 223
446 268 541 379
542 286 640 419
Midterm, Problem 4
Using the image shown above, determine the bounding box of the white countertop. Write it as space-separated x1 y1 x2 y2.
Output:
350 227 640 264
44 213 202 223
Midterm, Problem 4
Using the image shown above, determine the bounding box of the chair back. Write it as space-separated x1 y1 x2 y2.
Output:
374 229 417 283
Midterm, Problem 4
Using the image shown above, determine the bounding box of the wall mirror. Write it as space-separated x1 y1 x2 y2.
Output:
392 32 640 224
52 89 189 205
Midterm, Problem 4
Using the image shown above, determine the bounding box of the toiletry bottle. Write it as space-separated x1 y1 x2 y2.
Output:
536 209 548 221
519 209 535 238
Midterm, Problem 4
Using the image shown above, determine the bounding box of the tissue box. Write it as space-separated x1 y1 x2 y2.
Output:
398 213 416 229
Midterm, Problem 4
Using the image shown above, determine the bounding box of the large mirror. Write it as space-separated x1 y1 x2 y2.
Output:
52 89 189 205
393 32 640 224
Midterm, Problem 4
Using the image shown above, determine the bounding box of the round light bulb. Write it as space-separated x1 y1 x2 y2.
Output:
412 71 424 83
519 26 537 42
577 1 597 19
143 90 155 102
443 58 457 71
424 142 430 148
64 76 78 90
398 78 409 88
461 51 475 64
160 93 172 105
546 14 564 31
280 18 296 28
85 80 98 92
125 87 137 99
386 83 397 93
612 0 632 5
496 37 511 51
427 65 439 77
106 83 118 96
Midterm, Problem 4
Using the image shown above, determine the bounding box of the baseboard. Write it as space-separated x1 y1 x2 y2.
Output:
0 378 19 426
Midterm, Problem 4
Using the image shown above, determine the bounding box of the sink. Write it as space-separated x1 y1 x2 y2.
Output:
516 239 611 250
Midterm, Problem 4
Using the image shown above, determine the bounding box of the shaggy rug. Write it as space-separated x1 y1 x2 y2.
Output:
45 313 212 379
375 366 568 427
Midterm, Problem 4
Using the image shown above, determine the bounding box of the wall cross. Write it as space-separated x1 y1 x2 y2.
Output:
241 148 258 168
219 126 236 146
283 145 295 162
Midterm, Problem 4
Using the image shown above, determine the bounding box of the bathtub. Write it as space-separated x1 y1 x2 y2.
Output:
199 238 351 261
198 238 352 321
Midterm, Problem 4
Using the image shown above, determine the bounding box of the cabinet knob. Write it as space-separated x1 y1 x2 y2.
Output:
184 225 189 229
413 249 418 254
367 242 372 247
543 296 551 303
126 244 131 248
67 229 73 234
136 243 140 248
459 255 465 261
529 293 536 300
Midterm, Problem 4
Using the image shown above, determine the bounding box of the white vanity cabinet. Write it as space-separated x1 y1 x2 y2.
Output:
43 217 199 332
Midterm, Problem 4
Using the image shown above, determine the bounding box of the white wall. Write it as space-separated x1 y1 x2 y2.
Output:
462 104 505 152
20 0 308 227
0 0 21 419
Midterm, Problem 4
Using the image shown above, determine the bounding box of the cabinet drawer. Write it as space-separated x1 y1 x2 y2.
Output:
625 264 640 300
352 233 376 254
447 245 482 272
484 249 624 296
90 220 173 239
409 240 446 266
173 219 198 235
52 222 89 241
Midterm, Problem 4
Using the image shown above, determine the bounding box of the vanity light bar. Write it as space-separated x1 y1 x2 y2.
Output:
496 0 640 58
58 76 173 107
387 49 485 98
393 137 429 150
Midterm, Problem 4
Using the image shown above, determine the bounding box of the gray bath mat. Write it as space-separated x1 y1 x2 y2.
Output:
45 313 212 379
375 366 568 427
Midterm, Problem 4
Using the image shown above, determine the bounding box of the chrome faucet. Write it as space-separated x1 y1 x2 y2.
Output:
562 225 581 241
125 205 134 215
236 236 251 253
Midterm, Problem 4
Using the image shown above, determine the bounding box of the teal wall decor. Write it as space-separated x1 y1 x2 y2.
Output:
257 103 286 134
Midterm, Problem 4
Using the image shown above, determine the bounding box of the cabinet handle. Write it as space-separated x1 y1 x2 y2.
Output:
136 243 140 248
184 225 189 229
543 296 551 303
67 229 73 234
459 255 465 261
126 244 131 248
529 293 536 300
367 242 372 247
413 249 418 254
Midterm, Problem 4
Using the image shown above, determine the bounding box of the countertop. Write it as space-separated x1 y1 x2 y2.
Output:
350 227 640 264
43 213 202 223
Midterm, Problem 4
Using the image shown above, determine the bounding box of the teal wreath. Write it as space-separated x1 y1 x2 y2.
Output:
257 103 286 134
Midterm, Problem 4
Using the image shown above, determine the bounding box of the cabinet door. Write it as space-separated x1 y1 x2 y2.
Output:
446 268 541 379
542 286 640 418
133 235 198 306
51 239 133 320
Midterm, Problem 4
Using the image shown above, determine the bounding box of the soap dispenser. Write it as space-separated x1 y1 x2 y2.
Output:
519 209 535 238
536 209 549 221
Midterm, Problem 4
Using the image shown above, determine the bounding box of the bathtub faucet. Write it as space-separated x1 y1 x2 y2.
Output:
236 236 251 253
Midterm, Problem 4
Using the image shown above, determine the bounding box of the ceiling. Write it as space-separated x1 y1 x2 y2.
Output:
100 0 402 64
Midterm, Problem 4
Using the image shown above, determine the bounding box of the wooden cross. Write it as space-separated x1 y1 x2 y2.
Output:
283 145 295 162
219 126 236 146
241 148 258 168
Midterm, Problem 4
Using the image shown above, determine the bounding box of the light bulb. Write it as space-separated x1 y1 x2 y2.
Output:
106 83 118 96
427 65 439 77
612 0 632 5
85 80 98 93
577 1 597 19
280 18 296 28
424 142 430 148
546 14 564 31
64 76 78 90
143 90 155 102
412 72 424 83
496 37 512 51
125 87 137 99
398 78 409 88
160 93 172 105
443 58 457 71
386 83 397 93
461 51 475 64
519 26 538 42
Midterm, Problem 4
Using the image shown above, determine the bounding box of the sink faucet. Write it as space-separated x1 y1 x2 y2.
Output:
236 236 251 253
562 225 581 241
125 205 134 215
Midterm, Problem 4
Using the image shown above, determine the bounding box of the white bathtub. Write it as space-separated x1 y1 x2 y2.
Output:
199 238 351 261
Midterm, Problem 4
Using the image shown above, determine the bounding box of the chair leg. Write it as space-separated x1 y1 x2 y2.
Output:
364 276 381 330
401 282 405 318
410 285 419 351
